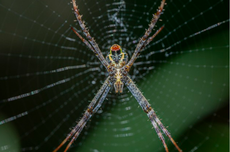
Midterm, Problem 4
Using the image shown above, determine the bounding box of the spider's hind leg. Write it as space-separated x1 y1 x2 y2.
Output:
53 77 111 152
63 85 111 152
150 110 183 152
125 76 182 152
147 111 169 152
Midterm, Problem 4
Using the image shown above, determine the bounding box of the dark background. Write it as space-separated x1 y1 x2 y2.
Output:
0 0 229 152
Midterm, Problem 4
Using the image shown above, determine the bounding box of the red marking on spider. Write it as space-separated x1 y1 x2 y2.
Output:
110 44 121 51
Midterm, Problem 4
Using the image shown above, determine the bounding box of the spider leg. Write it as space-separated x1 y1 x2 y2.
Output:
141 25 164 50
71 0 109 69
63 85 111 152
71 27 96 53
125 76 182 152
71 27 108 68
125 0 165 71
149 109 182 152
148 113 169 152
53 77 111 152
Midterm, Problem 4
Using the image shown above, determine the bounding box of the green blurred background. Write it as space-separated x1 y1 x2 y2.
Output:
0 0 229 152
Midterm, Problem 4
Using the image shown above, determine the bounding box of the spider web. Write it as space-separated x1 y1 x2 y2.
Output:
0 0 229 152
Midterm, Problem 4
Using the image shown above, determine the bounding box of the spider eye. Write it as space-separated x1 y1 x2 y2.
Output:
117 50 121 55
111 50 121 56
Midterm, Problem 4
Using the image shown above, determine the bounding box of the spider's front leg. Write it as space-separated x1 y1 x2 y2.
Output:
125 76 182 152
71 0 110 70
53 77 111 152
124 0 166 72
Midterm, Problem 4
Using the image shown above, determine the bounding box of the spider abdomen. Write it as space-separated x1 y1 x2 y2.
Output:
113 69 124 93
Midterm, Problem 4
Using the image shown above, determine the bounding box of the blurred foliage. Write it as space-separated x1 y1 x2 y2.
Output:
0 114 20 152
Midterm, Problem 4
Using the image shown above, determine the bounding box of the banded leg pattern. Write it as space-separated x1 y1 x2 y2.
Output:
125 76 182 152
71 0 109 69
53 78 111 152
126 0 166 69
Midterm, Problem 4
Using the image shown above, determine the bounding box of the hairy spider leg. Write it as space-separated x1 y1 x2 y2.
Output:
125 77 168 151
150 110 182 152
126 0 165 71
53 77 110 152
63 85 111 152
141 25 165 50
72 0 109 69
148 113 169 152
125 76 182 152
71 27 96 53
71 27 109 68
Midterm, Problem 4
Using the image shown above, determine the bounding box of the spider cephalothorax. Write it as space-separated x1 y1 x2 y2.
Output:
54 0 182 152
107 44 128 67
106 44 128 93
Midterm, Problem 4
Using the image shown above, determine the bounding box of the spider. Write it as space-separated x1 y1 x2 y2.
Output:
54 0 182 152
